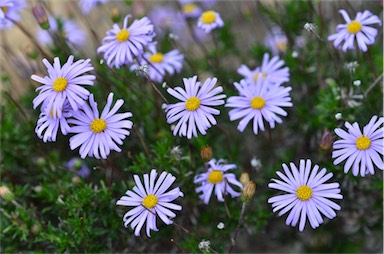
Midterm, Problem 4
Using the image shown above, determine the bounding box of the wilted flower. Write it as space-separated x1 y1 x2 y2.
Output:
335 112 343 120
197 10 224 33
31 55 96 118
194 159 243 204
170 146 182 161
239 172 250 186
353 80 361 87
97 15 155 68
250 156 262 169
226 79 292 135
268 159 343 231
241 181 256 202
217 222 225 229
200 145 213 161
332 115 383 177
0 186 14 201
304 22 317 32
165 76 226 139
320 129 333 151
68 93 133 159
198 239 211 251
116 169 184 237
328 9 382 52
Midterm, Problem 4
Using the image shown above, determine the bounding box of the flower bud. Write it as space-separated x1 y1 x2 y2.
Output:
111 7 121 23
31 224 41 235
0 186 14 201
32 4 50 30
200 145 212 161
239 172 250 186
241 181 256 202
320 129 333 151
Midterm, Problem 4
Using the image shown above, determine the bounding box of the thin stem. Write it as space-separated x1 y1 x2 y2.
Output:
223 181 232 218
228 202 247 253
4 91 32 126
142 72 169 104
170 238 185 253
364 73 383 97
211 33 220 69
132 126 152 160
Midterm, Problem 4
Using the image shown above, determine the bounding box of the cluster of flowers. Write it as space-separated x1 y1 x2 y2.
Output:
32 55 133 159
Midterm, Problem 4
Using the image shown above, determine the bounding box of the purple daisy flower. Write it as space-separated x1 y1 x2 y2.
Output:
66 157 90 178
116 169 184 237
264 26 288 55
165 75 226 139
36 17 86 47
68 92 133 159
97 14 155 68
79 0 109 15
237 53 290 86
35 101 72 142
197 10 223 33
31 55 95 118
194 158 243 204
328 9 382 52
225 79 292 135
181 2 202 19
0 0 26 30
332 115 383 177
131 46 184 83
148 5 183 38
268 159 343 231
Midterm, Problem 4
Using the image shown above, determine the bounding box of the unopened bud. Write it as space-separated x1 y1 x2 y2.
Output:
72 175 81 184
31 224 41 235
111 7 121 23
239 172 250 186
200 145 212 161
241 181 256 202
32 4 50 30
320 129 333 151
0 186 14 201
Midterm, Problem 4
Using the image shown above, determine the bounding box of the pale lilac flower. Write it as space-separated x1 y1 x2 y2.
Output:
35 101 72 142
97 14 155 68
31 55 95 118
66 157 90 178
264 27 288 55
237 53 290 86
116 169 183 237
79 0 108 14
148 5 184 38
181 2 202 19
131 46 184 83
36 17 86 47
165 75 226 139
197 10 223 33
328 9 382 52
0 0 26 30
194 158 243 204
332 115 383 177
68 93 133 159
268 159 343 231
226 79 292 135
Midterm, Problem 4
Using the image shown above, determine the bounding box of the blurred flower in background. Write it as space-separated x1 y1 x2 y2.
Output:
0 0 26 30
79 0 109 15
65 157 90 178
264 26 288 55
197 10 223 33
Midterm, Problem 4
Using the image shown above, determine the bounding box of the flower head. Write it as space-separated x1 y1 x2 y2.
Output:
197 10 223 33
332 115 383 177
328 9 382 52
68 93 133 159
194 159 243 204
237 53 290 86
225 79 292 135
0 0 26 30
31 55 95 118
165 76 226 139
79 0 109 14
268 159 343 231
181 2 202 19
264 27 288 55
35 101 72 142
116 169 183 237
66 157 90 178
130 46 184 83
97 15 155 68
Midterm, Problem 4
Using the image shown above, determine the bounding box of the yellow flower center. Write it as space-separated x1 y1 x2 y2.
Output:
90 118 107 133
52 77 68 92
250 96 266 109
142 194 158 209
276 41 287 52
355 135 371 150
182 4 197 14
149 53 164 63
296 185 312 201
253 72 267 82
116 29 130 42
185 96 201 111
347 20 362 34
208 170 223 184
1 6 8 13
201 11 216 24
